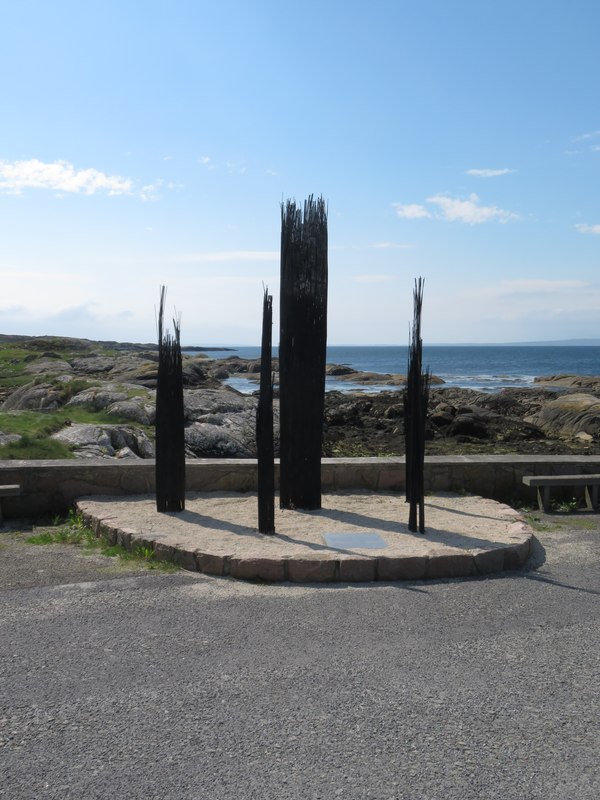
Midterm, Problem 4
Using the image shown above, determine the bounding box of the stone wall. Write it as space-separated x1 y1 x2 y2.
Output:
2 455 600 519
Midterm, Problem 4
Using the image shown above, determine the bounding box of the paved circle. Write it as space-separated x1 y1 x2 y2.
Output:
76 491 533 582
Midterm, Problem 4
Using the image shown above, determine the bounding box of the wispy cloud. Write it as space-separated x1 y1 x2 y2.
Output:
0 159 133 196
392 203 431 220
198 155 216 170
575 223 600 234
466 168 515 178
427 193 517 224
225 160 247 175
573 130 600 142
395 193 517 225
174 250 279 263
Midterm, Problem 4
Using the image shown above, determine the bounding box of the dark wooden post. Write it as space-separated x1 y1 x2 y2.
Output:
404 278 430 533
279 196 328 510
257 287 275 534
155 286 186 512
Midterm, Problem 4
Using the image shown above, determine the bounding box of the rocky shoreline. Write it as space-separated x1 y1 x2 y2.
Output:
1 334 600 459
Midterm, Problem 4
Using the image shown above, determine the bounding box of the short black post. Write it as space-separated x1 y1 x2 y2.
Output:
155 286 186 513
404 278 430 533
257 287 275 534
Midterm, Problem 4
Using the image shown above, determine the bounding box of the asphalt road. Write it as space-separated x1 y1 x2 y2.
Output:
1 513 599 800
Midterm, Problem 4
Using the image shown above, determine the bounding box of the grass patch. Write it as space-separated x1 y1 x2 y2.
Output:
0 337 120 392
0 405 153 460
568 518 598 530
328 442 400 458
0 436 74 460
523 513 557 532
27 509 178 572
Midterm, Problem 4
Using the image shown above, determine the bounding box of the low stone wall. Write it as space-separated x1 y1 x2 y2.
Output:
2 455 600 519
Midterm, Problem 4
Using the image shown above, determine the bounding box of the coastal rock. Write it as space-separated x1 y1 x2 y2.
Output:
524 393 600 441
66 386 130 410
535 374 600 391
24 358 74 375
1 381 65 411
184 420 256 458
65 383 156 424
51 423 154 458
70 356 117 374
183 387 257 421
0 432 21 446
107 399 155 425
326 364 356 376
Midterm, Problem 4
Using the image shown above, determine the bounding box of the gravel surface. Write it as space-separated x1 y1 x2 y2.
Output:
1 511 599 800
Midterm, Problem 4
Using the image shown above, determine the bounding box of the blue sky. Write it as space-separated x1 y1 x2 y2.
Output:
1 0 599 345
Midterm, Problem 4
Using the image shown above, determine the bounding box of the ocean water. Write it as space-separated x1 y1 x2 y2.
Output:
185 345 600 393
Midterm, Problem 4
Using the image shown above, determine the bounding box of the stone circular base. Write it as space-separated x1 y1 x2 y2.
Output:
76 491 533 583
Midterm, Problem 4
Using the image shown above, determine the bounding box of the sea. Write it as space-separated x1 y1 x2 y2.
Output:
183 345 600 394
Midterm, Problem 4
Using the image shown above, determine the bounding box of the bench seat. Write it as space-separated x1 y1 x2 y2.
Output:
523 474 600 512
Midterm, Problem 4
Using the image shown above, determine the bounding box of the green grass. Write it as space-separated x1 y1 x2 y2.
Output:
0 436 74 459
0 338 120 392
523 513 557 532
26 510 178 571
523 511 598 532
0 405 154 460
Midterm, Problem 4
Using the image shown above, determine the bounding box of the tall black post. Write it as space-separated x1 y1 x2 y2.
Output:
257 287 275 534
404 278 430 533
155 286 186 512
279 196 328 510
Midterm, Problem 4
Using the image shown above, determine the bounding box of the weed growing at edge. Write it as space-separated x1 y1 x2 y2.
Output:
522 513 556 532
26 509 178 572
550 497 580 513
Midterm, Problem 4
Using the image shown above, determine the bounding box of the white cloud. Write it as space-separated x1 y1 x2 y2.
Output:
466 168 515 178
575 223 600 234
393 203 431 219
393 193 516 225
573 130 600 142
0 159 133 196
225 160 246 175
426 193 517 224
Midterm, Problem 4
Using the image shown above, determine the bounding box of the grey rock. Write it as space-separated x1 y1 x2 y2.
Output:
1 382 64 411
70 356 116 374
0 432 21 446
184 420 256 458
24 358 73 375
107 399 155 425
525 393 600 441
51 423 154 458
66 387 129 410
183 387 257 422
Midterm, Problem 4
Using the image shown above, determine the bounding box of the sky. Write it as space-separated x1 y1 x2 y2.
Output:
1 0 599 346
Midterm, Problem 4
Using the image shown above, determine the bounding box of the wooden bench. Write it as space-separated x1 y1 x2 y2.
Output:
522 474 600 512
0 485 21 526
